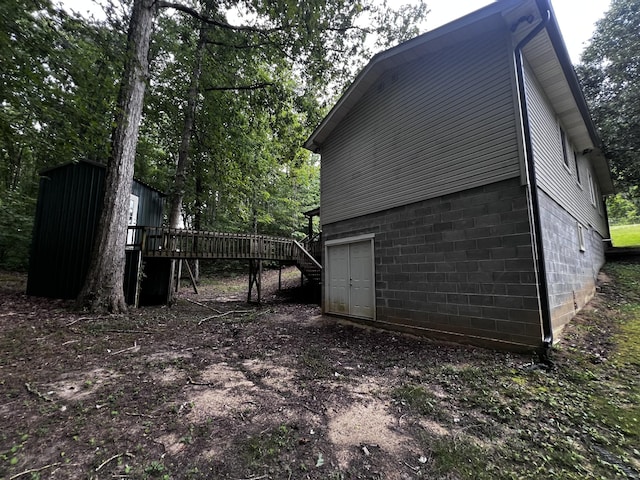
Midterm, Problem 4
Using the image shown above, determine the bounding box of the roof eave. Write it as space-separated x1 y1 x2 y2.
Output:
534 0 614 193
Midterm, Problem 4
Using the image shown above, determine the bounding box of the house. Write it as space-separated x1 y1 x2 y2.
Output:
27 160 169 306
304 0 613 351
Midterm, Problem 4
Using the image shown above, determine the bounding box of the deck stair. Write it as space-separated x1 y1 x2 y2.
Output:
292 240 322 284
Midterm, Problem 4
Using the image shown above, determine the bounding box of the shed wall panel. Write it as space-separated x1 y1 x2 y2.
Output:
27 162 106 299
320 28 521 225
27 161 165 302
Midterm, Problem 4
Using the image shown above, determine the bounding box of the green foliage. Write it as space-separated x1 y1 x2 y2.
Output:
0 1 124 269
0 191 35 270
577 0 640 191
607 192 639 224
0 433 29 469
144 460 169 478
0 0 429 271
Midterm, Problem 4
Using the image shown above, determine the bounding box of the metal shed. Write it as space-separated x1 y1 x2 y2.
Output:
26 160 167 305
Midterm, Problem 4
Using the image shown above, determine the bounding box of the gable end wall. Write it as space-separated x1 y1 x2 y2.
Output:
320 25 522 226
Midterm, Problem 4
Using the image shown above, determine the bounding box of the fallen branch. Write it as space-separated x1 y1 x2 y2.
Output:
95 452 134 472
9 462 61 479
238 475 269 480
123 411 155 419
402 461 420 472
110 342 139 356
65 316 90 327
184 298 221 313
25 383 53 402
104 329 157 335
187 376 218 387
198 310 253 325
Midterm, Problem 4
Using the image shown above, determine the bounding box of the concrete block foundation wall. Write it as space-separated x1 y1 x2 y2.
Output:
323 178 544 349
537 189 606 338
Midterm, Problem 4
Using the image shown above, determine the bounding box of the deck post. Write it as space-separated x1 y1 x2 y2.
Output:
175 259 182 292
248 259 262 304
278 263 282 290
183 260 199 295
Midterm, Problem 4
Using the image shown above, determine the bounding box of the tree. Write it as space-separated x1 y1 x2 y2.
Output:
76 0 156 312
607 191 639 224
577 0 640 191
75 0 427 312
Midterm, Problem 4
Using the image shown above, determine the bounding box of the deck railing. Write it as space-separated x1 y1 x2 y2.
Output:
292 240 322 270
131 226 297 261
302 232 322 263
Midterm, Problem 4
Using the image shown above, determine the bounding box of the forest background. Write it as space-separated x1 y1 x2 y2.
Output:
0 0 638 271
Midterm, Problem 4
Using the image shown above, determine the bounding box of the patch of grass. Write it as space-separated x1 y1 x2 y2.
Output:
300 347 332 378
425 434 490 478
616 305 640 366
391 384 440 417
244 424 295 467
610 223 640 247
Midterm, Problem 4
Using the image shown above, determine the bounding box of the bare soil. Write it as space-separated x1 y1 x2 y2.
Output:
0 266 637 479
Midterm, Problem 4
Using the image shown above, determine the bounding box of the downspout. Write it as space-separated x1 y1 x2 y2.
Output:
512 1 554 351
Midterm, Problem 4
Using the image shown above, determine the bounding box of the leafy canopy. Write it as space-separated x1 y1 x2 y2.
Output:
577 0 640 192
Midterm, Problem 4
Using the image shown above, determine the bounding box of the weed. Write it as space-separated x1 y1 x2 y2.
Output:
244 424 295 467
144 460 169 478
0 433 29 467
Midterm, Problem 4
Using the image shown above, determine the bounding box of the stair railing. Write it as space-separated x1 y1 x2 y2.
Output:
292 240 322 272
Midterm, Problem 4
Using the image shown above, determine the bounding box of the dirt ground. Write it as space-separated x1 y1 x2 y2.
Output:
0 265 637 479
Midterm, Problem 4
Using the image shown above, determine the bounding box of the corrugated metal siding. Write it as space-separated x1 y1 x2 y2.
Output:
131 180 164 227
27 161 165 301
27 162 106 299
524 64 609 236
320 28 521 226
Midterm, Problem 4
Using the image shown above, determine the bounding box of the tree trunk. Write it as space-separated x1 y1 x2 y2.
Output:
168 20 208 228
76 0 156 313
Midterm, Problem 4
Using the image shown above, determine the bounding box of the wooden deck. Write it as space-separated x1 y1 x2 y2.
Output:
129 226 298 261
127 227 323 300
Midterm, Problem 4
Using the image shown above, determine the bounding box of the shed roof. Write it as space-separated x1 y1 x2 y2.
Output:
304 0 613 194
40 159 166 196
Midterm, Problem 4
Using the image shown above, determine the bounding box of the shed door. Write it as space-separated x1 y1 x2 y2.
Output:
126 194 139 245
326 240 374 319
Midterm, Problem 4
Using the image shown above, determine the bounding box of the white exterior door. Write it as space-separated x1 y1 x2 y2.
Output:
126 194 139 245
327 244 350 314
326 236 374 320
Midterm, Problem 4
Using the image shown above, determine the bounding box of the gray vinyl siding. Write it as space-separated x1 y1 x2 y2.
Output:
320 28 521 226
524 64 608 236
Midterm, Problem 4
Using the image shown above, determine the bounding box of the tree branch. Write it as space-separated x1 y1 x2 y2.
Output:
157 1 290 33
203 82 274 92
205 39 275 50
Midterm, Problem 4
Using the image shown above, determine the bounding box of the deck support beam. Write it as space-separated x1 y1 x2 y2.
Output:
248 259 262 304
